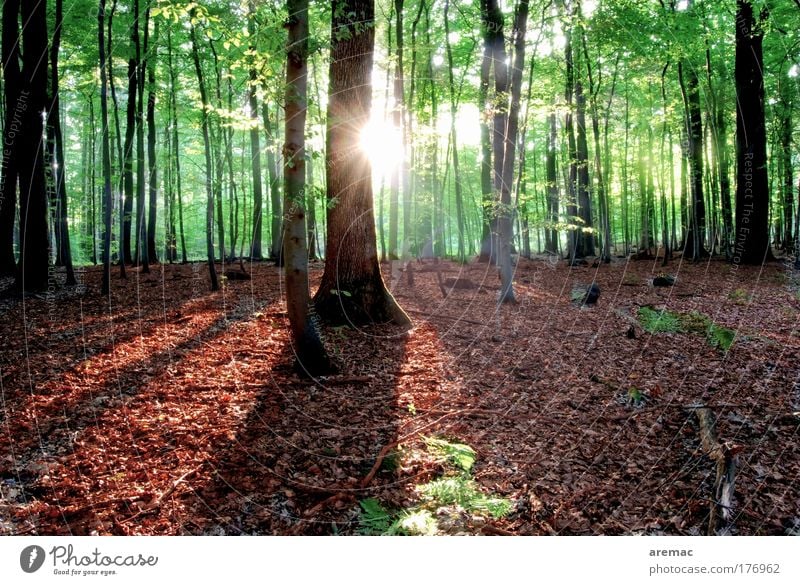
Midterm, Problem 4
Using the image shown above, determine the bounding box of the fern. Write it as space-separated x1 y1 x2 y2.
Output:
423 436 476 472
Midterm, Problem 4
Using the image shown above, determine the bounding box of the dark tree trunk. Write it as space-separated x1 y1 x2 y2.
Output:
49 0 76 285
545 112 559 254
0 0 21 275
314 0 410 327
99 0 114 294
190 10 219 291
733 0 772 265
121 1 138 266
16 0 50 291
477 0 495 262
678 61 707 260
574 81 594 257
135 4 149 272
146 18 158 264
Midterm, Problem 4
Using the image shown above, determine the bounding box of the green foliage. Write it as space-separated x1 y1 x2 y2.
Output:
637 306 682 333
728 288 752 303
357 498 394 535
417 476 513 519
637 307 736 352
423 436 476 472
706 323 736 352
356 436 511 535
627 386 645 407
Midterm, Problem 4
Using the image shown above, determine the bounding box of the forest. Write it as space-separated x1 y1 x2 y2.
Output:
0 0 798 536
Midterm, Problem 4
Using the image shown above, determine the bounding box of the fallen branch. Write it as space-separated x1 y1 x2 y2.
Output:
694 407 740 535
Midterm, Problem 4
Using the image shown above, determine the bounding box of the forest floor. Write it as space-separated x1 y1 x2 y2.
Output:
1 255 799 536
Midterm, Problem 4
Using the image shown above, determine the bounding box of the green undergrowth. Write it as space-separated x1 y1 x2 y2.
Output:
357 436 512 535
637 306 736 352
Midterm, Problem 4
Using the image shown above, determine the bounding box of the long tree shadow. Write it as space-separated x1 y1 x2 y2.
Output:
179 320 414 535
0 295 274 535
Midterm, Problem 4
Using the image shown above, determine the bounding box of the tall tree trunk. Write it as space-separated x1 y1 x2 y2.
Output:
0 0 21 275
495 0 528 302
49 0 76 285
283 0 332 375
107 0 126 277
734 0 772 265
678 61 707 260
263 104 282 262
122 1 138 266
477 0 495 262
444 0 465 262
388 0 406 260
545 112 559 254
99 0 114 294
166 26 187 264
16 0 50 291
248 0 264 260
146 18 158 264
780 105 793 251
190 10 219 291
314 0 410 327
134 2 149 271
574 80 593 257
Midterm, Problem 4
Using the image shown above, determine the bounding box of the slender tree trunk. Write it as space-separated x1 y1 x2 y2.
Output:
48 0 76 285
478 0 495 262
283 0 332 375
444 0 465 262
134 3 149 271
263 104 282 262
146 18 158 264
121 2 138 266
678 61 706 260
546 112 559 254
248 0 263 260
107 0 126 277
99 0 114 294
190 10 219 290
166 27 187 264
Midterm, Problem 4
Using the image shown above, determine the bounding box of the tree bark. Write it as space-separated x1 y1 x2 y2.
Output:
0 0 21 275
48 0 76 285
146 17 158 264
16 0 50 291
99 0 114 294
248 0 264 260
284 0 333 376
190 9 219 291
314 0 410 327
734 0 772 265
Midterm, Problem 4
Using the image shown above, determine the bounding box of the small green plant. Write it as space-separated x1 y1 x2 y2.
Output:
637 306 682 333
356 437 512 535
417 476 513 519
627 386 645 407
423 436 476 472
357 498 395 535
728 288 751 303
637 307 736 352
706 323 736 352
